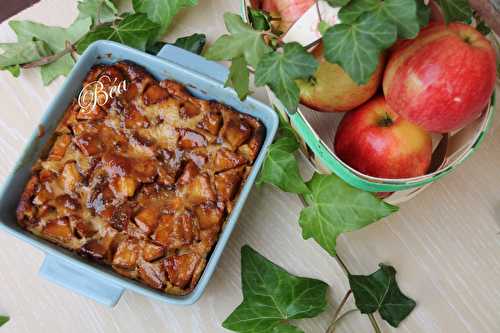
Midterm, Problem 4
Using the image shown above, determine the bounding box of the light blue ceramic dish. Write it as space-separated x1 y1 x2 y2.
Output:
0 41 278 307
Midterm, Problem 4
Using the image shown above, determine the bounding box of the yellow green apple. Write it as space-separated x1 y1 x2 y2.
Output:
298 43 385 113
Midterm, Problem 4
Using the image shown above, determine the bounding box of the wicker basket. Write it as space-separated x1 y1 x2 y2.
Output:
241 0 497 204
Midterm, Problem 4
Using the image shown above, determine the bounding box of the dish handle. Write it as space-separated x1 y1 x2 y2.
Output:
156 45 229 84
39 255 124 307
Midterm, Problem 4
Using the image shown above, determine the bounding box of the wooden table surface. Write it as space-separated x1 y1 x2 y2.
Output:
0 1 499 332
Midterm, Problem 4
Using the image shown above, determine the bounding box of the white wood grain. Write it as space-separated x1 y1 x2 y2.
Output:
0 1 499 333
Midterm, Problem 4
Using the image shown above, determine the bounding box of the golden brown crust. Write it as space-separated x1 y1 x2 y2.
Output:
16 61 264 295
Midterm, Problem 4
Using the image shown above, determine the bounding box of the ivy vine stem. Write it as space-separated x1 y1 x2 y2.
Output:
297 192 383 333
326 289 352 333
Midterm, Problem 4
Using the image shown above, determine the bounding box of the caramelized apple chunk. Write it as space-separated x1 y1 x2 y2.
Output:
186 173 217 204
74 218 97 238
197 110 222 136
178 129 207 149
62 162 81 193
16 175 39 223
138 261 166 289
79 239 108 261
142 242 164 262
221 112 251 149
214 148 246 173
143 84 169 105
134 206 160 235
48 134 72 161
112 238 140 269
164 253 203 289
193 202 225 230
179 101 201 119
42 217 73 242
215 168 243 202
152 212 199 249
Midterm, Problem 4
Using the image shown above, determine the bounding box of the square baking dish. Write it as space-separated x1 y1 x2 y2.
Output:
0 41 278 307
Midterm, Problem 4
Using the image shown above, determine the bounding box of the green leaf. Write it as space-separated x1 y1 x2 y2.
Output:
327 0 351 6
132 0 198 37
323 13 396 84
276 110 297 141
318 20 330 35
225 56 250 100
255 42 318 112
272 324 304 333
76 14 159 53
248 7 271 31
0 41 51 67
476 20 491 35
10 17 91 52
77 0 118 26
222 245 328 333
416 0 430 28
256 137 309 194
349 264 416 327
9 17 91 84
0 315 9 327
205 13 272 68
41 54 74 85
146 41 167 55
173 33 206 54
338 0 378 23
4 65 21 77
435 0 472 23
339 0 419 39
299 173 398 256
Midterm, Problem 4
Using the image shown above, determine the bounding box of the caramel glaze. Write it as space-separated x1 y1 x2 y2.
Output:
16 61 264 295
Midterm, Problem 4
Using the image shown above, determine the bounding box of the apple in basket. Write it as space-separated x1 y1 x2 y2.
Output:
383 23 497 133
298 43 385 112
260 0 315 32
334 96 433 179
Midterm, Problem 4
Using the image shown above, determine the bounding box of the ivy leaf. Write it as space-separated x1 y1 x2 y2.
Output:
299 173 398 256
255 42 318 112
476 20 491 35
4 65 21 77
76 14 159 53
338 0 379 23
9 17 91 53
435 0 472 23
323 13 396 84
132 0 198 37
272 324 304 333
248 7 271 31
0 316 9 327
173 33 206 54
222 245 328 333
327 0 351 6
339 0 419 39
9 17 91 84
41 54 74 85
225 56 250 100
349 264 416 327
205 13 272 68
416 0 430 28
0 41 51 67
77 0 118 26
256 137 309 194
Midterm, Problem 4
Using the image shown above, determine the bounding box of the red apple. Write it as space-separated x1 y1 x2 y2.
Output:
334 96 433 179
265 0 314 32
383 23 496 133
